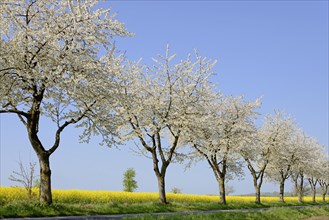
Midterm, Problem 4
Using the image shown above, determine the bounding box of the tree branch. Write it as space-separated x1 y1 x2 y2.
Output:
129 118 152 152
193 144 208 159
0 67 17 72
47 101 96 155
0 109 30 118
156 132 166 163
166 132 180 164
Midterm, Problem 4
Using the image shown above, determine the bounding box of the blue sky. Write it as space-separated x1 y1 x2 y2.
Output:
0 1 328 195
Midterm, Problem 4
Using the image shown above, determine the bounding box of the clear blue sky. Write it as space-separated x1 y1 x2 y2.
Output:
0 1 328 195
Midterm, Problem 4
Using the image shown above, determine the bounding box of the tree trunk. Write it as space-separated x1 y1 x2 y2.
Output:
293 178 298 197
319 183 328 202
38 154 52 205
312 187 316 202
279 179 285 202
157 174 167 204
150 146 168 204
28 188 33 199
298 190 303 203
244 157 267 204
218 177 226 204
251 173 262 204
255 185 261 204
28 123 53 205
297 177 303 203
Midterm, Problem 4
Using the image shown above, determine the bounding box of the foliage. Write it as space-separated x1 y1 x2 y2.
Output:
263 112 299 182
113 46 217 203
123 168 138 192
291 181 311 196
185 95 260 203
0 0 328 209
0 0 129 145
0 0 129 204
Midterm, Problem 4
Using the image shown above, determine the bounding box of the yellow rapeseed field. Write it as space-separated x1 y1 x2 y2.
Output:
0 186 322 204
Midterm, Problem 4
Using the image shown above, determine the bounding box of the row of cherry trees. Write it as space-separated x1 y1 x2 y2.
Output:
111 52 328 204
1 1 328 205
239 112 329 204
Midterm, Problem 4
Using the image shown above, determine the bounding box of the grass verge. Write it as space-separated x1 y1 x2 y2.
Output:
124 206 329 220
0 199 328 218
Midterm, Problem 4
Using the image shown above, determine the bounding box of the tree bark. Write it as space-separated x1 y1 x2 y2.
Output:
312 187 316 202
296 175 304 203
218 176 226 204
319 181 328 202
254 185 261 204
25 92 54 205
245 158 266 204
251 173 263 204
157 174 167 204
279 179 285 202
293 178 298 197
308 178 317 203
298 180 303 203
38 153 52 205
150 145 168 204
298 188 303 203
28 129 53 205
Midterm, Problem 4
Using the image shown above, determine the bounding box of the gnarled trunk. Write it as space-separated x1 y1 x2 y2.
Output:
312 189 316 202
319 181 328 202
298 189 303 203
28 135 53 205
293 178 298 196
309 179 317 203
38 154 52 205
294 174 304 203
218 176 226 204
150 146 169 204
245 158 266 204
297 179 304 203
279 179 285 202
26 93 53 205
27 103 53 205
251 173 263 204
157 174 167 204
255 185 261 204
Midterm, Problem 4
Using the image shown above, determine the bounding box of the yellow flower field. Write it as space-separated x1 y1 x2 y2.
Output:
0 186 323 204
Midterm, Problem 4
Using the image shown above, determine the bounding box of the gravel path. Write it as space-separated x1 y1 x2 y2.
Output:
3 204 329 220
